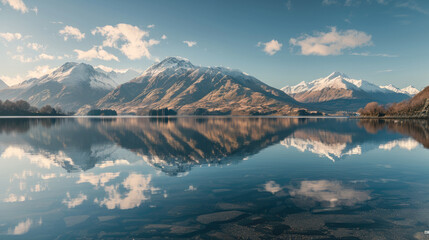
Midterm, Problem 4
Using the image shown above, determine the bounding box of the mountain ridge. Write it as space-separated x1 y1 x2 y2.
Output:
95 57 306 115
281 72 415 112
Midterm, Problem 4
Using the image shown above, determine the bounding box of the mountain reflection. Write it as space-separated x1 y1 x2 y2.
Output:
0 117 427 175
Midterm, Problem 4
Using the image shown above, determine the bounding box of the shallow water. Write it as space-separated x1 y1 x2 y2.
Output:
0 117 428 239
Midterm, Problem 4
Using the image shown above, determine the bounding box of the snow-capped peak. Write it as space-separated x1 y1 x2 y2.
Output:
380 84 420 96
34 62 118 90
380 84 401 93
326 71 350 80
401 85 420 95
141 57 196 77
282 72 384 94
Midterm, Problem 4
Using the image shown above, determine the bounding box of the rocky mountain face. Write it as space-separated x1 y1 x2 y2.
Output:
282 72 415 112
96 57 303 115
0 62 118 112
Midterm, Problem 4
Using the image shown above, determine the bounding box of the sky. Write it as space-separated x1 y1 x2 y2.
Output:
0 0 428 89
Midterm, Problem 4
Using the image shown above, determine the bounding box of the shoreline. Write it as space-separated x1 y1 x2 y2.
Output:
0 115 349 119
353 116 429 120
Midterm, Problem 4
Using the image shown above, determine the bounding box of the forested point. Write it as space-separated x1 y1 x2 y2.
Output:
0 100 64 116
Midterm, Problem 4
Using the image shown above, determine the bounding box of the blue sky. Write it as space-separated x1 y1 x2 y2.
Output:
0 0 428 89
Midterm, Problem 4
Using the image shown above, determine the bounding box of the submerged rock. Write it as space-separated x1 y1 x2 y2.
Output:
196 210 245 224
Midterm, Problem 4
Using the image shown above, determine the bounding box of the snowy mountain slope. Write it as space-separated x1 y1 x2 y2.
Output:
0 62 117 112
95 66 141 85
380 84 420 96
96 57 303 115
281 72 414 111
282 72 389 95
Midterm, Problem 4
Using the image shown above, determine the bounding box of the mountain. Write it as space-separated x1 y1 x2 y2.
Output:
0 62 117 112
380 84 420 96
281 72 413 112
0 79 8 90
95 57 304 115
94 66 140 85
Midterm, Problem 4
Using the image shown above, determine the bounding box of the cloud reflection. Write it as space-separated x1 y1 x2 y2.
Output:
77 172 120 187
7 218 42 235
62 192 88 208
97 173 159 210
264 181 282 194
379 138 419 151
289 180 370 208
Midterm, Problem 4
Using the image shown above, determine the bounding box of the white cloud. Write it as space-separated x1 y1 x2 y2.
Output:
290 27 372 56
92 23 160 60
322 0 337 5
161 34 167 40
0 65 55 85
264 181 282 194
95 65 129 73
147 24 155 28
74 46 119 61
257 39 282 55
396 0 428 15
16 46 23 52
38 53 55 60
11 54 33 63
27 42 44 51
351 52 397 57
1 0 28 13
62 192 88 208
59 25 85 41
0 32 22 41
377 69 393 73
11 53 59 63
183 40 197 47
26 65 56 78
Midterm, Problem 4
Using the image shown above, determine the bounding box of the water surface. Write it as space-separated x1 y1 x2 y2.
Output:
0 117 428 239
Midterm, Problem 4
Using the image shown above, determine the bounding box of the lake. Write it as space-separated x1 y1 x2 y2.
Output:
0 117 428 239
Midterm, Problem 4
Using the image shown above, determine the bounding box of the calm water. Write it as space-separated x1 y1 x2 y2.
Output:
0 117 428 239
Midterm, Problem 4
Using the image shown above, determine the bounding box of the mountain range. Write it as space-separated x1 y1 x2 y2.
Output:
0 57 422 115
281 72 419 112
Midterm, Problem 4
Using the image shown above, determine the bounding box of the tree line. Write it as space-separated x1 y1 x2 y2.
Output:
0 100 64 116
358 86 429 117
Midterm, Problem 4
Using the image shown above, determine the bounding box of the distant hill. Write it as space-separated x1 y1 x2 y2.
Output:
386 86 429 117
95 57 306 115
358 86 429 118
282 72 416 112
0 62 118 112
